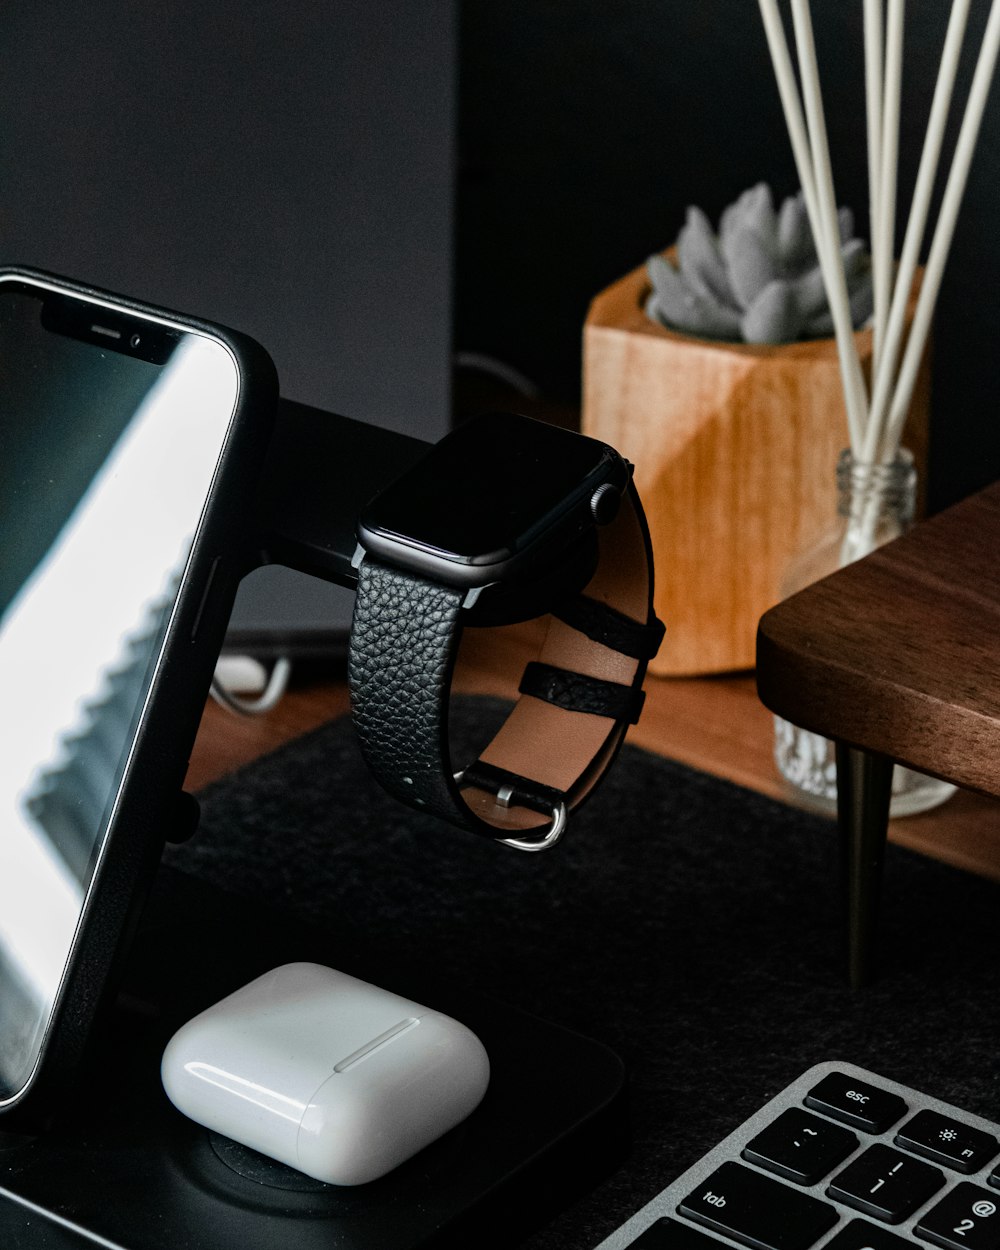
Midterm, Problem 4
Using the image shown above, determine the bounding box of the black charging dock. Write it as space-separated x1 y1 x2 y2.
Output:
0 400 627 1249
0 868 625 1249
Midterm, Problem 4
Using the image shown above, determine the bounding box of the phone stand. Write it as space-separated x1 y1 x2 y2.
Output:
0 867 624 1250
251 397 433 591
0 399 628 1249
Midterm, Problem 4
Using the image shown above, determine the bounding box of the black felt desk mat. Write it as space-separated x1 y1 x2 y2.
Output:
166 697 1000 1249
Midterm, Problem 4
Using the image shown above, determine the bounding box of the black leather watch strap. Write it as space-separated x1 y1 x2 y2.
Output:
348 560 466 823
518 661 646 724
348 479 661 848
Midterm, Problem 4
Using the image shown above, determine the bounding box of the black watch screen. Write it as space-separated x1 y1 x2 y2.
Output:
358 411 627 587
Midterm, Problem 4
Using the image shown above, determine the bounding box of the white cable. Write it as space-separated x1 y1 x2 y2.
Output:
453 352 540 399
210 656 292 717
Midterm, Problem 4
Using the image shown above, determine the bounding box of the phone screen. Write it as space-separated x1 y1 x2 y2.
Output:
0 279 241 1104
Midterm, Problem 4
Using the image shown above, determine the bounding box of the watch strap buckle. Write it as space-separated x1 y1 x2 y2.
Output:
455 762 568 852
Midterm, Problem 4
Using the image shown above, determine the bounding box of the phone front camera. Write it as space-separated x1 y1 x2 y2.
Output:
130 333 142 349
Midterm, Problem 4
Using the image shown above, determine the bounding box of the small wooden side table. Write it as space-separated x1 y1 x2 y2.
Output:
756 481 1000 988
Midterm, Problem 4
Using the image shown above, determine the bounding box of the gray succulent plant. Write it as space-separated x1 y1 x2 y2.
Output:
645 183 873 345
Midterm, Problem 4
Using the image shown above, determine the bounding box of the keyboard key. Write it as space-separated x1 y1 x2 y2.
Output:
825 1219 918 1248
894 1110 999 1174
828 1145 944 1224
742 1108 859 1184
806 1072 908 1133
626 1219 733 1247
678 1160 838 1250
914 1181 1000 1249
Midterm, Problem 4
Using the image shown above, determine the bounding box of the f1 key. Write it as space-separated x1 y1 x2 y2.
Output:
894 1109 999 1174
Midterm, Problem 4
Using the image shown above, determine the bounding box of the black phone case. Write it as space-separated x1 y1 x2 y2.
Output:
0 266 279 1130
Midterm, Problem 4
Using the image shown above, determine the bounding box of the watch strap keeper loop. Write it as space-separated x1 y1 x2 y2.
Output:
553 595 665 660
519 661 646 724
458 760 566 817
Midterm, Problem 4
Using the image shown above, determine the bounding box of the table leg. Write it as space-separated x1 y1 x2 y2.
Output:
835 743 893 990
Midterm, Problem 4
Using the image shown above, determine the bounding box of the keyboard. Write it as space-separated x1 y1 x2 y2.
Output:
594 1061 1000 1250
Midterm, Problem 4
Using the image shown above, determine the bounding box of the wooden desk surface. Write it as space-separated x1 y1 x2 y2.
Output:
187 624 1000 885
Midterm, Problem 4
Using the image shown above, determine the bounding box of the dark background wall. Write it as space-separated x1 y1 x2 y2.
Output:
2 3 997 524
0 1 456 644
0 0 455 439
456 1 1000 512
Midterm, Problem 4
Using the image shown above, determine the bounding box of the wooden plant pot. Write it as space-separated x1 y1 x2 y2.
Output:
582 260 929 677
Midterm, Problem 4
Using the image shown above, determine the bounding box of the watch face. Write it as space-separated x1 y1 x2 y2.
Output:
359 412 623 584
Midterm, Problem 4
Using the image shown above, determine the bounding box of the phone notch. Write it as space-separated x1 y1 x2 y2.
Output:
40 292 181 365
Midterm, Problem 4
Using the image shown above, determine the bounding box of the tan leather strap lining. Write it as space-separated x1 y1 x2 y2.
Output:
457 482 656 834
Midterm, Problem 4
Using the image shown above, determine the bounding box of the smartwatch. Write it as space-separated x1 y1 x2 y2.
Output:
348 411 663 851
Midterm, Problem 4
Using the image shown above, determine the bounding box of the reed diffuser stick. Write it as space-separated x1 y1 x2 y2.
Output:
790 0 871 449
762 0 999 470
874 0 905 370
864 0 886 370
758 0 868 451
862 0 972 461
879 0 1000 461
756 2 830 259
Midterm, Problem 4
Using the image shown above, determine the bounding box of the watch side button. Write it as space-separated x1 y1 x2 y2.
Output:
590 483 621 525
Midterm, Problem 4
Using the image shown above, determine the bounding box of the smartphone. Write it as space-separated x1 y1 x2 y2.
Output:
0 268 277 1126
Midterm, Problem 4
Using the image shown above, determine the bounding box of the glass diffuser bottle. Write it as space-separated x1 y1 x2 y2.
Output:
773 448 957 817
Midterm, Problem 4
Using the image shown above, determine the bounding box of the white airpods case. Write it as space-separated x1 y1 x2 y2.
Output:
161 962 490 1186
